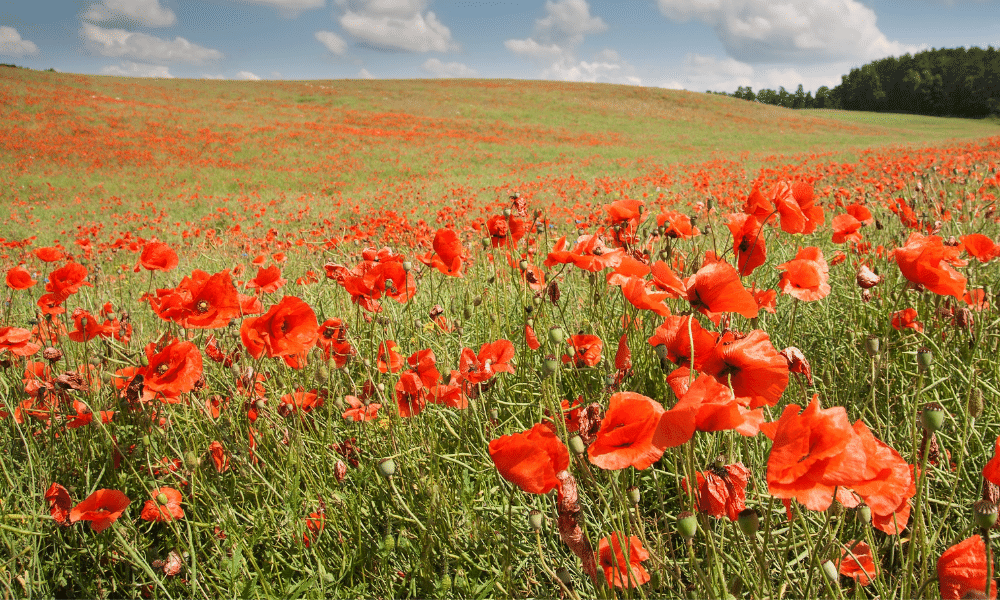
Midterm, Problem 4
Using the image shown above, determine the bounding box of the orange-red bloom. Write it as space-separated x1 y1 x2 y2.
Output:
142 339 203 403
209 441 229 472
838 541 878 586
147 269 245 329
488 422 569 494
457 339 515 385
342 395 381 422
832 213 864 244
725 213 766 275
544 230 624 272
657 210 699 239
34 246 64 263
938 535 997 600
891 308 923 333
419 228 465 276
894 232 966 298
684 258 759 320
70 489 130 532
246 265 287 294
486 214 526 248
5 266 36 290
657 374 763 447
316 318 354 368
140 487 184 522
701 330 789 409
683 462 752 521
563 334 603 367
241 296 318 368
773 181 824 234
139 242 179 272
0 327 41 358
776 247 831 302
596 533 650 589
45 483 72 526
962 233 998 263
588 392 667 470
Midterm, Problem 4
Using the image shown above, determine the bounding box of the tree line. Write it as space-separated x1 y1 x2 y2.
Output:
708 46 1000 118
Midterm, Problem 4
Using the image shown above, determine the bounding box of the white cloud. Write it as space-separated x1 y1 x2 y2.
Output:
421 58 476 78
504 38 565 61
664 52 846 93
542 54 642 85
81 23 223 63
237 70 261 80
0 26 39 57
315 30 347 54
202 73 226 79
534 0 607 46
357 67 374 78
655 0 923 64
101 61 174 77
82 0 176 27
336 0 456 52
236 0 325 18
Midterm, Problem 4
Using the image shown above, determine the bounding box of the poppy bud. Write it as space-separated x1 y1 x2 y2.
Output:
917 347 933 372
397 532 412 552
377 458 396 478
488 408 498 421
377 383 386 393
184 451 200 470
856 504 871 525
88 355 102 366
463 306 473 320
676 511 698 539
974 500 998 529
627 486 640 504
864 335 880 357
316 365 330 383
568 435 586 455
821 560 840 587
518 260 528 270
548 327 565 344
921 403 945 432
503 208 512 217
555 567 573 586
737 508 759 536
969 388 985 419
826 499 845 518
861 289 872 303
157 493 169 505
527 509 543 531
255 398 266 410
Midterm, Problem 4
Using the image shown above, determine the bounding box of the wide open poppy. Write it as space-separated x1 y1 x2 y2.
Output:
486 214 526 249
657 210 699 239
832 213 864 244
241 296 319 368
962 233 998 263
595 533 650 589
457 339 515 385
684 257 759 320
938 535 997 600
702 330 789 409
0 327 41 358
488 422 569 494
894 232 966 298
395 371 427 418
342 395 382 421
891 308 923 332
46 262 90 298
34 246 64 263
67 309 113 343
588 392 667 471
142 339 203 403
773 181 824 235
563 334 603 368
140 487 185 522
657 373 763 448
148 269 244 329
5 266 36 290
70 489 130 532
776 247 831 302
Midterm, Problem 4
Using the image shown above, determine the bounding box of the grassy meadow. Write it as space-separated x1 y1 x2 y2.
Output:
2 67 1000 599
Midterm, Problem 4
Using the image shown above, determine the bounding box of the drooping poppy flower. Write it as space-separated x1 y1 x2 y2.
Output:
938 535 997 600
142 339 203 403
657 373 763 448
6 266 36 290
683 462 752 521
894 232 966 298
0 327 41 358
595 533 650 589
773 181 824 234
962 233 998 263
832 213 864 244
544 229 624 272
845 202 874 225
838 540 878 586
377 340 404 373
240 296 319 368
776 247 831 302
457 339 515 385
563 334 603 368
684 257 759 320
140 487 185 522
847 421 915 533
891 308 923 333
588 392 667 471
67 308 113 343
488 422 569 494
702 330 789 409
208 441 229 473
342 395 381 422
45 483 72 526
656 210 699 239
70 489 130 532
486 214 526 248
139 242 179 272
725 213 766 276
395 371 427 418
605 198 647 246
419 228 465 276
246 265 287 294
34 246 64 262
524 324 541 350
743 181 775 222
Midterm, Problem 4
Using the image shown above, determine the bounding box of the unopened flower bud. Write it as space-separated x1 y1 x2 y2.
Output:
503 208 512 217
377 458 396 478
527 509 543 531
975 500 999 529
556 567 573 586
676 511 698 539
921 403 945 432
821 560 840 587
519 260 528 270
653 344 668 360
969 388 985 419
737 508 759 536
548 327 565 344
184 451 200 470
627 486 640 504
856 504 871 524
463 306 473 320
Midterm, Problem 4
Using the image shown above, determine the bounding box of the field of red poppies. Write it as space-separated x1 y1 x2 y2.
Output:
2 67 1000 599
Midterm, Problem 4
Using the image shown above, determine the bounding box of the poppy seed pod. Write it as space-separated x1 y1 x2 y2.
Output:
856 504 872 525
377 458 396 479
401 261 412 273
969 388 985 419
821 560 840 587
864 336 880 357
184 451 200 470
676 511 698 539
542 356 560 375
157 493 169 505
555 567 573 586
974 500 998 529
917 347 933 371
568 435 586 455
527 509 544 531
627 486 640 504
549 327 566 344
737 508 759 536
921 403 945 432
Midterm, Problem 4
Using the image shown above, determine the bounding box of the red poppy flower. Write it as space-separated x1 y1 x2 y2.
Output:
406 348 441 389
142 339 203 403
648 314 718 372
743 181 775 222
140 487 185 522
894 232 966 298
428 378 469 409
891 308 923 332
838 541 878 586
46 262 91 298
657 373 763 447
725 213 766 275
139 242 179 272
246 265 287 294
620 277 672 317
750 283 777 313
486 214 526 248
205 334 240 367
524 324 541 350
147 269 244 329
67 308 113 343
614 334 631 372
209 441 229 473
70 489 130 532
702 330 789 409
605 199 647 246
6 266 36 290
776 247 831 302
0 327 41 358
938 535 997 600
378 340 404 373
832 213 864 244
845 202 874 225
458 339 515 385
773 181 823 234
342 395 382 421
595 533 650 589
34 246 64 263
419 228 465 276
563 334 603 367
982 435 1000 488
240 296 319 368
316 318 354 367
847 421 915 533
683 462 752 521
684 257 759 320
656 210 699 239
66 398 114 429
648 260 686 297
962 233 998 263
488 422 569 494
45 483 72 526
278 388 324 416
544 229 624 272
395 371 427 417
588 392 667 470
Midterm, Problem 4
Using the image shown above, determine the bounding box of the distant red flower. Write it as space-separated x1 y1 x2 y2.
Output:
278 388 323 416
457 339 515 385
406 348 441 389
342 395 381 422
488 422 569 494
140 487 184 522
891 308 923 332
139 242 179 272
34 246 64 263
45 483 72 526
725 213 766 275
240 296 318 368
588 392 667 470
5 266 36 290
845 202 874 225
486 214 526 248
246 265 287 294
605 198 647 246
70 489 130 532
656 210 699 239
683 462 752 521
776 247 831 302
209 441 229 473
563 334 603 367
596 533 650 589
838 540 878 586
832 213 864 244
938 535 997 600
894 232 966 298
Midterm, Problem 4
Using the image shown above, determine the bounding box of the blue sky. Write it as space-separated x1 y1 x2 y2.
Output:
2 0 999 93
